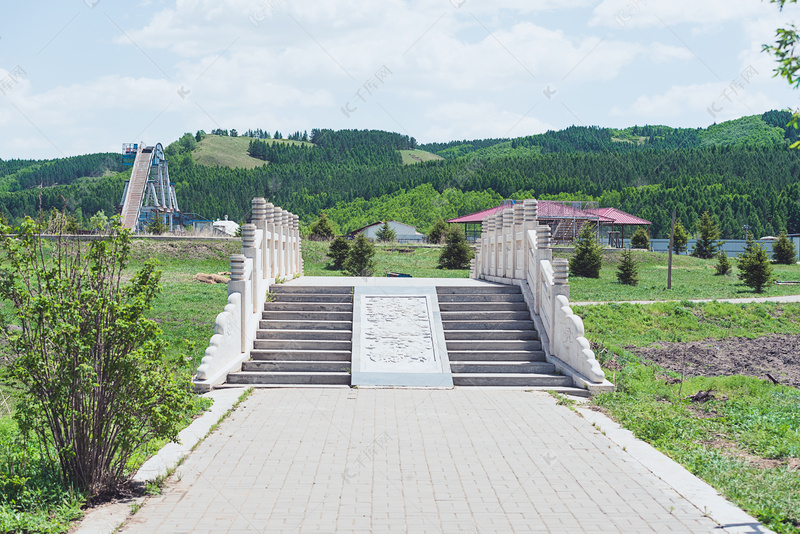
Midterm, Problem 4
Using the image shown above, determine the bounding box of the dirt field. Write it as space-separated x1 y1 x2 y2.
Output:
633 335 800 388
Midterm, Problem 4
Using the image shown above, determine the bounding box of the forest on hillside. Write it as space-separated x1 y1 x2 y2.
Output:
1 113 799 239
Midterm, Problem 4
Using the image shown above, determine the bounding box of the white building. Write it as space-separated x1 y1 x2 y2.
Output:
347 221 424 242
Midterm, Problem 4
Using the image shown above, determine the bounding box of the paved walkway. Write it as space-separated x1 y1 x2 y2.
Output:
573 294 800 306
119 389 756 534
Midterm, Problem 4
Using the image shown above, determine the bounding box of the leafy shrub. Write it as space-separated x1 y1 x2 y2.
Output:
569 224 602 278
630 227 649 249
327 236 350 270
427 218 448 244
714 250 732 275
616 248 639 285
673 221 688 254
308 213 336 241
345 234 376 276
771 231 797 265
438 226 473 269
737 236 773 292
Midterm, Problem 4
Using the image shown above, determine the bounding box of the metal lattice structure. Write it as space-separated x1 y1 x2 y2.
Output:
119 142 180 232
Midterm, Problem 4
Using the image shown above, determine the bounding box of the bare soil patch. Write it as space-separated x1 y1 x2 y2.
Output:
633 334 800 388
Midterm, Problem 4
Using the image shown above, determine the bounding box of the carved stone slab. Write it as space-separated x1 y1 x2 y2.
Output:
352 287 453 388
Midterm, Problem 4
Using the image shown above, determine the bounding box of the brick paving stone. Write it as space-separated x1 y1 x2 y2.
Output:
120 389 734 533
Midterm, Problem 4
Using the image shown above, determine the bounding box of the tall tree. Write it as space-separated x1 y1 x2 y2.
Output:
691 211 723 259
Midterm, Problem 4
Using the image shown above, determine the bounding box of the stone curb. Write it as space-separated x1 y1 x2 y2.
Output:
575 407 775 534
70 387 251 534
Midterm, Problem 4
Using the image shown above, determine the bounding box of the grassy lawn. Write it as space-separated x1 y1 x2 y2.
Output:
397 149 444 165
302 240 470 278
558 249 800 302
0 238 235 533
577 301 800 533
193 135 313 169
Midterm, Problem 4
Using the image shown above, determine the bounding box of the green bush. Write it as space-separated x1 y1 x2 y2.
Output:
569 224 603 278
673 221 688 254
772 231 797 265
344 234 376 276
308 213 337 241
0 216 195 496
427 218 448 244
616 248 639 285
146 216 168 235
714 250 732 275
630 227 649 250
737 236 773 292
327 236 350 270
438 226 473 269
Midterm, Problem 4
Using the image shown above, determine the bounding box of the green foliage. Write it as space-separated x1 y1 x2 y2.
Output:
715 250 733 275
308 213 337 241
737 236 774 292
569 224 603 278
327 236 350 270
692 211 723 259
0 218 195 496
375 221 396 243
147 216 168 235
438 226 474 270
427 218 448 244
616 248 639 286
89 210 109 232
630 227 649 249
344 234 376 277
772 231 797 264
673 221 689 254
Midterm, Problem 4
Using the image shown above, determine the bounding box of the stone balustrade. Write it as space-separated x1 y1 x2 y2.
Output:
194 198 303 391
471 199 610 391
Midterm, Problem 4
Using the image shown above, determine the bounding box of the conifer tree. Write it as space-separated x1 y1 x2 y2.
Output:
673 221 688 254
630 227 649 249
616 248 639 285
569 224 603 278
427 218 449 244
308 213 336 241
375 221 397 242
345 234 377 276
328 236 350 269
438 226 474 269
691 211 723 259
714 250 732 275
772 231 797 264
737 236 773 292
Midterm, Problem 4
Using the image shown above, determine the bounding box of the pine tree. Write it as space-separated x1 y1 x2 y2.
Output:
427 218 448 244
737 236 773 292
345 234 376 276
308 213 336 241
438 226 474 269
569 224 603 278
714 250 732 275
772 231 797 264
328 236 350 270
673 221 688 254
375 221 397 242
616 248 639 286
691 211 723 259
630 227 649 249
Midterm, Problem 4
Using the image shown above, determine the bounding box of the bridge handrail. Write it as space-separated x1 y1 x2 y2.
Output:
470 199 606 387
193 198 303 391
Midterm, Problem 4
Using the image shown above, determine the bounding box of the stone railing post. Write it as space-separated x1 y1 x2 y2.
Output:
242 224 259 314
493 212 503 277
513 203 524 279
251 198 268 282
281 209 290 277
229 254 247 349
551 258 569 354
523 199 537 280
503 208 514 278
293 213 301 276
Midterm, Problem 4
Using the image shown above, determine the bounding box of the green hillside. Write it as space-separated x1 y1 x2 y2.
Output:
193 135 312 168
398 149 443 165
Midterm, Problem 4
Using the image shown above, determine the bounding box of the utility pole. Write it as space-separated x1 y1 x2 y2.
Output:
668 209 676 289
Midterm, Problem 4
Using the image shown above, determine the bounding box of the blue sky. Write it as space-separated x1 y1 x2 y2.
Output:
2 0 800 159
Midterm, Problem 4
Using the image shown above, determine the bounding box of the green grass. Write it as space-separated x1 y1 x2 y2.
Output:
580 301 800 533
302 240 470 278
193 135 313 169
397 149 444 165
557 249 800 302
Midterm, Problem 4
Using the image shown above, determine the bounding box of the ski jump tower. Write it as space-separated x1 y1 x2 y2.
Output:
120 142 180 232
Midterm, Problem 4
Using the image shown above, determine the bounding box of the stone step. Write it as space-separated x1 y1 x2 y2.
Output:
254 339 352 351
440 310 531 321
259 320 353 331
441 320 535 331
437 293 524 303
436 286 520 295
452 373 574 387
257 330 352 341
270 286 353 294
446 339 541 351
446 350 547 362
251 350 352 361
444 330 538 341
438 302 528 312
242 360 351 373
227 371 351 386
261 311 353 322
266 302 353 312
449 361 556 374
272 294 353 303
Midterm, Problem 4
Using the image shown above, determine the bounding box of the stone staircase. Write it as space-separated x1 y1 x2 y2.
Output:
437 285 585 395
226 285 353 387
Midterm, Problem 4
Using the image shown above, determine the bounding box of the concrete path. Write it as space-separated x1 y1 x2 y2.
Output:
573 294 800 306
119 389 768 534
